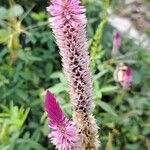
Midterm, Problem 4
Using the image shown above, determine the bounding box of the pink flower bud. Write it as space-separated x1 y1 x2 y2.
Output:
112 32 121 54
114 63 132 89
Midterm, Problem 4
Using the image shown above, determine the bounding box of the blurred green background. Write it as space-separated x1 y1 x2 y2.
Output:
0 0 150 150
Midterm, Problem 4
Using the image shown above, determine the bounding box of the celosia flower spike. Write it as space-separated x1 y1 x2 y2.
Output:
47 0 99 149
47 0 99 150
112 31 121 54
45 91 79 150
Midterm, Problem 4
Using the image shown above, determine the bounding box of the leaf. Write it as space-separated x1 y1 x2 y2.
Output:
100 86 118 93
0 29 9 43
0 123 9 144
0 7 7 20
105 132 112 150
132 70 141 85
16 139 46 150
18 50 42 62
48 83 68 94
0 74 9 87
20 108 30 127
94 69 108 80
97 101 117 116
45 63 53 76
31 12 46 21
50 71 62 79
9 4 24 17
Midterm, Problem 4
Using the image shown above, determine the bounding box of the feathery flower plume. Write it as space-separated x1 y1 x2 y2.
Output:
45 91 79 150
112 32 121 54
114 63 132 89
47 0 99 149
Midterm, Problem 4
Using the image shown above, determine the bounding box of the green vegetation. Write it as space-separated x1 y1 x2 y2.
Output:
0 0 150 150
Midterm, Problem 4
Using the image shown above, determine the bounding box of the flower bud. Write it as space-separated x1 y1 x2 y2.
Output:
112 32 121 54
114 63 132 89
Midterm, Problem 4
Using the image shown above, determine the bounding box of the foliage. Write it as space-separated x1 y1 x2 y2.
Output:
0 102 30 149
0 0 150 150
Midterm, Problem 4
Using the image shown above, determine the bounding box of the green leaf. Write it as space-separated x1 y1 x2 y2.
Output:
16 139 46 150
31 12 46 21
0 29 9 43
97 101 117 116
9 5 24 17
0 74 9 87
18 50 42 62
0 7 7 20
48 83 68 94
105 132 112 150
132 70 141 85
0 123 9 144
100 86 118 93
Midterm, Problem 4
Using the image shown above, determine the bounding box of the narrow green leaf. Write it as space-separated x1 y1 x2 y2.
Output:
97 101 117 116
105 132 112 150
100 86 118 93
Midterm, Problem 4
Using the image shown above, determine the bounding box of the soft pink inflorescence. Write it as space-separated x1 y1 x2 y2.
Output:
47 0 92 117
47 0 99 149
112 32 121 54
45 91 79 150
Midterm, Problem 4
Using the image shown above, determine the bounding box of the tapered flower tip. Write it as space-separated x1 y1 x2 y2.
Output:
45 90 63 124
47 0 85 16
46 0 86 27
112 31 121 54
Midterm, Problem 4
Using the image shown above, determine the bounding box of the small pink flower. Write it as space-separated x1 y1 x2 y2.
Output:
112 32 121 54
123 66 132 89
114 63 132 89
45 91 79 150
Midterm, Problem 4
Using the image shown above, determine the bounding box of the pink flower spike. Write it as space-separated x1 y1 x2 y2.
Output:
47 0 99 149
45 90 79 150
112 32 121 54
